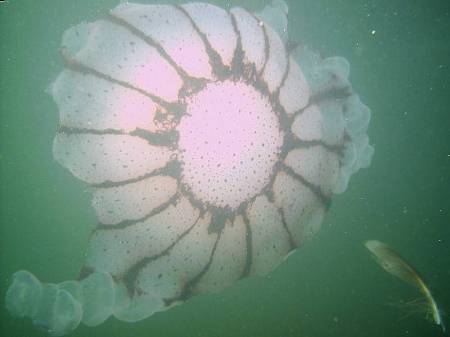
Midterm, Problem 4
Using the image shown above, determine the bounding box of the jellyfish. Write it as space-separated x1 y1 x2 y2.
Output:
5 1 374 336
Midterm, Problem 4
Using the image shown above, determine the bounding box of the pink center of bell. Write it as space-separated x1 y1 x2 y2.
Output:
177 80 283 209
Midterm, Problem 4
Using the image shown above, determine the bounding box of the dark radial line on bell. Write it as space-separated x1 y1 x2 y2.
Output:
174 5 229 79
78 266 95 281
282 132 344 158
121 213 203 295
281 164 331 209
57 126 178 148
291 85 353 121
61 50 176 112
91 159 181 189
296 139 344 156
309 86 353 105
96 193 180 230
177 183 208 216
229 11 246 78
170 230 223 303
107 14 192 84
291 106 307 120
58 127 125 136
277 206 297 250
271 57 291 123
240 210 253 278
131 128 179 148
276 52 291 95
277 102 294 132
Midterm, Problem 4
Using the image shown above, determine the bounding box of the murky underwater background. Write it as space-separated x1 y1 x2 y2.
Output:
1 0 449 336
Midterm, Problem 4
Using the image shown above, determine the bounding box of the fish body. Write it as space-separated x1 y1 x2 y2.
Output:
364 240 445 332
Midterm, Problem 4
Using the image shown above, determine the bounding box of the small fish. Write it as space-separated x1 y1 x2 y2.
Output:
364 239 446 333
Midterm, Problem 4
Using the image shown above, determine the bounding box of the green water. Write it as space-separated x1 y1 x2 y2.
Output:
1 0 449 336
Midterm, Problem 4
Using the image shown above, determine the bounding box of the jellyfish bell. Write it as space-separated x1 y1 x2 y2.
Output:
6 1 374 335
